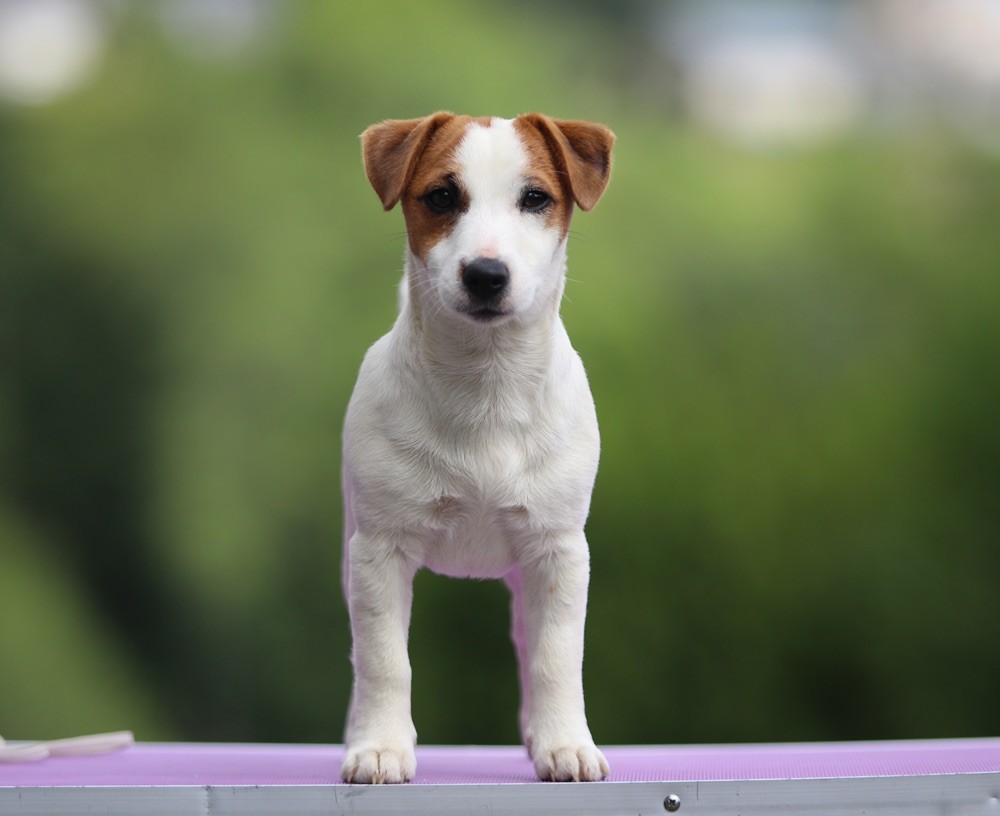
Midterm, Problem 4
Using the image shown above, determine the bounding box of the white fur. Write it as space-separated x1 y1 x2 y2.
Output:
341 119 608 783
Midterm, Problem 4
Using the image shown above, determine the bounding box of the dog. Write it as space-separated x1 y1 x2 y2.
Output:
341 112 615 784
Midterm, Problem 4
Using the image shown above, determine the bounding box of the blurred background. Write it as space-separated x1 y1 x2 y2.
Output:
1 0 998 747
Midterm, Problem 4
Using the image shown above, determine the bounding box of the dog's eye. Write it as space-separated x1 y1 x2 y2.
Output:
519 189 551 213
423 187 457 214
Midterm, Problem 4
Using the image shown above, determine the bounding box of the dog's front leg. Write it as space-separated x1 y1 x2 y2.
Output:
519 535 609 781
341 534 418 784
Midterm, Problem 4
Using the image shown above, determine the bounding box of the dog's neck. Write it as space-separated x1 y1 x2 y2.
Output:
398 257 567 434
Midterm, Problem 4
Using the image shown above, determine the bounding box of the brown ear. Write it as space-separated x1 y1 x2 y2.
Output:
361 112 455 210
519 114 615 211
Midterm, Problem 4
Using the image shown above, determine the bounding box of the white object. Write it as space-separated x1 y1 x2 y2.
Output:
0 731 133 763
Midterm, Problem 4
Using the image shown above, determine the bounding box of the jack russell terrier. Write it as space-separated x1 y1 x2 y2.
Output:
342 112 615 784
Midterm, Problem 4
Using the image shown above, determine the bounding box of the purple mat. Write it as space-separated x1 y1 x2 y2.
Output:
1 739 999 787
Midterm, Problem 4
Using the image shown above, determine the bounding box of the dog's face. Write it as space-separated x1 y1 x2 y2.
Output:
362 113 614 327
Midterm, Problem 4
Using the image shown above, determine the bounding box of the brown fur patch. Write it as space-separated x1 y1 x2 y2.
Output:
362 113 493 261
512 116 576 238
399 115 485 260
361 112 457 211
514 114 615 212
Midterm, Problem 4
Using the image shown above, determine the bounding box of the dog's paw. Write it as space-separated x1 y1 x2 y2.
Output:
531 741 610 782
340 741 416 784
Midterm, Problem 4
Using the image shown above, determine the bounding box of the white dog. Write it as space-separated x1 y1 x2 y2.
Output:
341 112 615 784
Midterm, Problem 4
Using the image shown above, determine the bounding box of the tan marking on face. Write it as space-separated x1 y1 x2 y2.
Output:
512 116 574 237
514 113 615 213
362 112 457 211
400 116 491 261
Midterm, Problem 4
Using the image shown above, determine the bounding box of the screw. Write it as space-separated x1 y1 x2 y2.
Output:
664 793 681 812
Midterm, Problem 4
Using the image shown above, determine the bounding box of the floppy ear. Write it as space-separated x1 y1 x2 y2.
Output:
520 114 615 211
361 112 455 210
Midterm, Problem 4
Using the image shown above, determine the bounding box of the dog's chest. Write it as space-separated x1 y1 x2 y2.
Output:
408 423 583 577
345 326 598 577
417 423 540 514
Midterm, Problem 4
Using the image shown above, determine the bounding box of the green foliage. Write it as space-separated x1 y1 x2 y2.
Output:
0 508 166 739
0 2 997 745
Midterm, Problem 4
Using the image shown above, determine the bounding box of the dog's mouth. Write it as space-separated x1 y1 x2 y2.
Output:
460 305 510 322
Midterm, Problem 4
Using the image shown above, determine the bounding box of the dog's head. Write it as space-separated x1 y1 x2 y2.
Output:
361 112 614 327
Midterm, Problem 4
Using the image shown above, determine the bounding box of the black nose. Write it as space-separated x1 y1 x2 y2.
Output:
462 257 509 302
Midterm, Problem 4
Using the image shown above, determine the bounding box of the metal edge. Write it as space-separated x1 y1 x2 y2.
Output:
2 773 999 816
